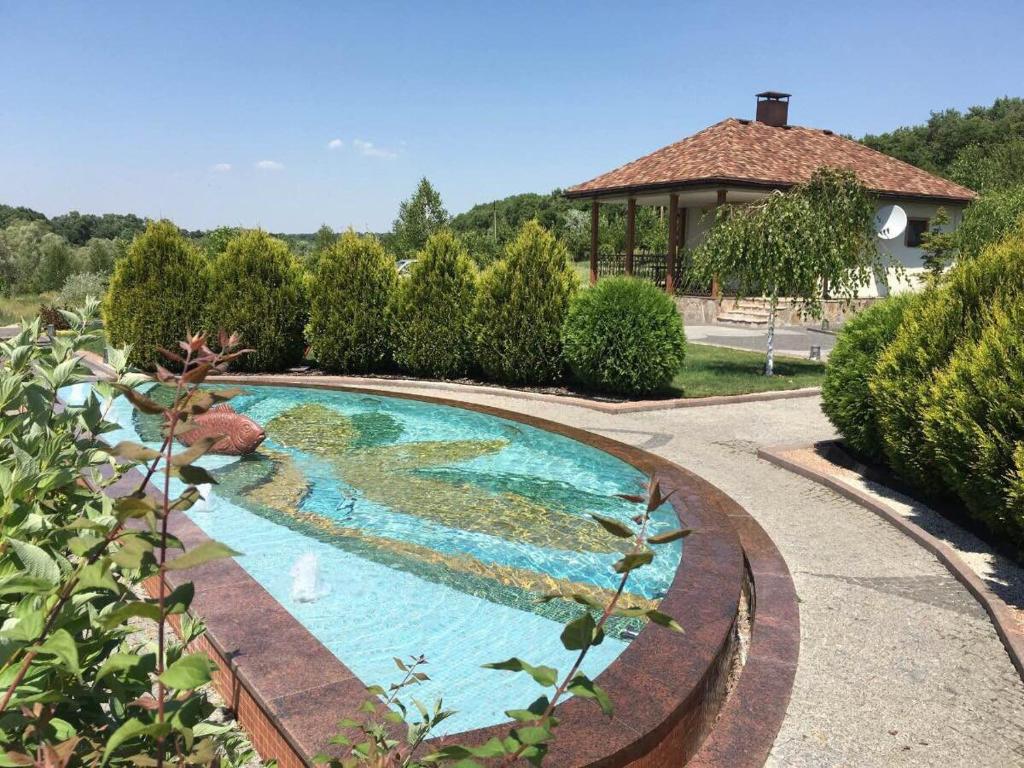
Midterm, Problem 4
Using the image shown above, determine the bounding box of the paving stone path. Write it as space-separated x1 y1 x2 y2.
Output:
325 381 1024 767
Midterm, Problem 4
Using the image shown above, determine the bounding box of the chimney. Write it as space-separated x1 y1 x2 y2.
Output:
755 91 791 127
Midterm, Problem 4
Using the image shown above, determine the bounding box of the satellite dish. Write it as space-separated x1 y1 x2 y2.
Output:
875 204 907 240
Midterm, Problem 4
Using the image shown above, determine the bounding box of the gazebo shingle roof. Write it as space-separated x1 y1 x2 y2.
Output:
566 118 975 203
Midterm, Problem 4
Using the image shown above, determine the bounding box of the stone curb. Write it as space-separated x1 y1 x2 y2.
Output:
758 444 1024 682
210 372 822 414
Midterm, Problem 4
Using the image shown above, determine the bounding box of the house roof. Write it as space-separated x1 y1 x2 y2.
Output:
565 118 976 203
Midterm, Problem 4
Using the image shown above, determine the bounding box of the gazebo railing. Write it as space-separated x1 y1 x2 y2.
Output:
596 252 714 297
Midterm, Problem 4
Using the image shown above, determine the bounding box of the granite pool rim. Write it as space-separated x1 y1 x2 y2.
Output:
130 378 797 768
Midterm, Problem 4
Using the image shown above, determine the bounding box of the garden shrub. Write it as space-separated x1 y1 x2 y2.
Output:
205 229 307 372
392 230 477 378
820 294 918 462
872 226 1024 492
307 230 397 373
923 301 1024 547
58 270 108 308
102 219 208 368
473 220 578 385
561 277 685 396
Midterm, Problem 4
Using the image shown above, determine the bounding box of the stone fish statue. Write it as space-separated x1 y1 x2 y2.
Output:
177 404 266 456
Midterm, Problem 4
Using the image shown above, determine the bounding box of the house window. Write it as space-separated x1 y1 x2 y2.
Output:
905 218 929 248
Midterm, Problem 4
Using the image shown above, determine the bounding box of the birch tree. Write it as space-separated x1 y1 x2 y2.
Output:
693 168 882 375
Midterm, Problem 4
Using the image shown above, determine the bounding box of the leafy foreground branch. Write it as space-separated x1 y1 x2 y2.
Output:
0 300 258 767
317 480 689 768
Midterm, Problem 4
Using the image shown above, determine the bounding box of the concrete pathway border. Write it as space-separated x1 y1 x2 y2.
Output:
212 371 821 414
759 443 1024 681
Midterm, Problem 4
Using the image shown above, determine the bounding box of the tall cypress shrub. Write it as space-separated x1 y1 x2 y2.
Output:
872 228 1024 492
392 230 477 379
102 220 208 369
306 231 397 373
205 230 306 372
473 221 578 385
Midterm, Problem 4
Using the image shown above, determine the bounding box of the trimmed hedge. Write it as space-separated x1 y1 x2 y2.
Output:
872 228 1024 492
205 230 306 372
102 220 208 369
820 294 917 462
562 277 685 396
306 231 397 373
392 230 477 379
474 221 578 385
924 301 1024 546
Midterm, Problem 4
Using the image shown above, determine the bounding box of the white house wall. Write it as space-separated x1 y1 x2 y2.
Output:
680 198 965 299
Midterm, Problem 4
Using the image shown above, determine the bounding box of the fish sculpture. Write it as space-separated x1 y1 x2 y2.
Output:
177 404 266 456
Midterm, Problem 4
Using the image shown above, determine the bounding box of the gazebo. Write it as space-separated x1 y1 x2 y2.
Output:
564 92 975 297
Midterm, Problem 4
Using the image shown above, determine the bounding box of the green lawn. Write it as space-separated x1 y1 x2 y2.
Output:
668 342 825 398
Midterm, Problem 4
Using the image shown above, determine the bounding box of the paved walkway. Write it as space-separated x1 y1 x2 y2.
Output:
309 381 1024 767
686 324 836 360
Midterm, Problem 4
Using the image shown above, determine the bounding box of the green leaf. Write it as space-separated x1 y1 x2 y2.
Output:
560 613 597 651
164 540 240 571
612 550 654 574
159 652 215 690
589 514 633 538
482 658 557 687
0 575 55 596
6 538 60 585
164 581 195 614
101 717 170 765
645 610 684 633
505 695 549 721
113 496 158 520
171 436 224 467
178 464 218 486
510 725 552 746
98 601 163 630
566 673 613 716
34 628 80 676
96 652 153 684
648 528 693 545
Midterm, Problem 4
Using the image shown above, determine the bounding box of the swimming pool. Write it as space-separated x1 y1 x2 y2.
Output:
97 383 684 734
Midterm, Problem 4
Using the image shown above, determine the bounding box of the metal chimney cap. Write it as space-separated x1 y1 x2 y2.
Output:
756 91 791 101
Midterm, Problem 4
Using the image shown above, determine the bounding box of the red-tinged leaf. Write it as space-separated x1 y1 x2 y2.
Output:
158 347 185 364
616 494 645 504
181 363 212 385
590 514 633 538
648 528 693 545
111 384 165 415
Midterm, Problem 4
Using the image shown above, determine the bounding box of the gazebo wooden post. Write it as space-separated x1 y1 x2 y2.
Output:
712 190 727 298
625 198 636 276
589 200 599 285
666 193 679 295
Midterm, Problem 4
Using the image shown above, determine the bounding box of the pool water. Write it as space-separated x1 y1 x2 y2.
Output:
93 384 683 733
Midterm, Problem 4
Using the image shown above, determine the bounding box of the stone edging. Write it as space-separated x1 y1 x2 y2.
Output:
758 444 1024 681
211 372 821 414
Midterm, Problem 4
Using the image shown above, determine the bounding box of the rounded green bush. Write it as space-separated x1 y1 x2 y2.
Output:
923 301 1024 547
820 294 918 462
205 230 306 372
561 277 685 396
102 220 208 369
872 227 1024 492
306 231 397 373
392 230 477 378
473 221 578 385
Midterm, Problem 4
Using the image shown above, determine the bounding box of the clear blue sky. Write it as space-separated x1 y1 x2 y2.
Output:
2 0 1021 233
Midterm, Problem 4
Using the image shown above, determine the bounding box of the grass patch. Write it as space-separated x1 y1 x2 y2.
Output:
669 342 825 398
0 293 57 325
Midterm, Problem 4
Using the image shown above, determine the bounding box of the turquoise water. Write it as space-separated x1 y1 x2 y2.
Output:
80 384 683 733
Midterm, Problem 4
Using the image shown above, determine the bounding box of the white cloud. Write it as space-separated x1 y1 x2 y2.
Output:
211 163 232 172
353 139 397 159
327 138 343 150
255 159 284 170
